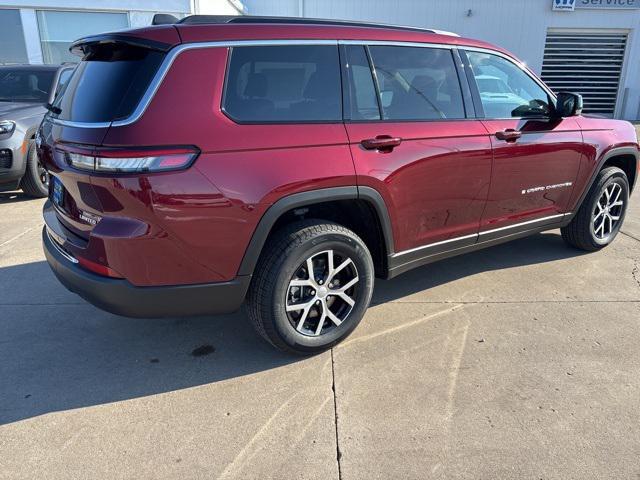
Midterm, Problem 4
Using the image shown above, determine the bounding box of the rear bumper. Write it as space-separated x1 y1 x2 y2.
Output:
43 226 251 318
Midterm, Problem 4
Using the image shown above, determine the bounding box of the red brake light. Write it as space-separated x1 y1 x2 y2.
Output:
77 256 123 278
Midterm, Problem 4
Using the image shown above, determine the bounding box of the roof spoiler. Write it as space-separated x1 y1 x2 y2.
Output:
69 34 174 57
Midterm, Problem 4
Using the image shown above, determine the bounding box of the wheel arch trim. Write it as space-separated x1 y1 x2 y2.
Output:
570 145 638 218
237 186 395 276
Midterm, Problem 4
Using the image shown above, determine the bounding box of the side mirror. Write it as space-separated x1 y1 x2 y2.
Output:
554 91 583 118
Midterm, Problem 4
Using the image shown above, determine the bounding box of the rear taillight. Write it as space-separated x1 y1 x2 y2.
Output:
59 146 199 173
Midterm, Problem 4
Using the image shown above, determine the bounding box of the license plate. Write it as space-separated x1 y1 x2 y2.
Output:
51 176 64 207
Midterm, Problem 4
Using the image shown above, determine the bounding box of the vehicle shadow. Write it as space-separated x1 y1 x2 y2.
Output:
0 231 586 425
372 230 588 304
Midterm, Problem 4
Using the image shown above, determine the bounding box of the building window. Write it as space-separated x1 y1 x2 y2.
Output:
36 10 129 64
0 9 29 64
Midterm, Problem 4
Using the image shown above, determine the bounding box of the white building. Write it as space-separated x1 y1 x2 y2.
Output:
0 0 245 64
243 0 640 120
2 0 639 119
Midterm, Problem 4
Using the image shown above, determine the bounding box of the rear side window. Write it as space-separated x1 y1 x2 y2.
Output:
52 44 164 123
367 46 466 121
223 45 342 123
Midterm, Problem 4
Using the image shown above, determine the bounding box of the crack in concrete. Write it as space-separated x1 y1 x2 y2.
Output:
621 230 640 243
633 261 640 291
330 348 343 480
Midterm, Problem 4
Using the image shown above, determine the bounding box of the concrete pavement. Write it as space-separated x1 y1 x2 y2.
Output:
0 191 638 479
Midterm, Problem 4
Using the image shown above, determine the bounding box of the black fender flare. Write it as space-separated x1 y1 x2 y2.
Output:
237 186 395 276
570 146 638 219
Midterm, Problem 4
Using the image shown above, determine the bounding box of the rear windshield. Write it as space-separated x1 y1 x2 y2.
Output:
0 69 55 103
52 43 164 123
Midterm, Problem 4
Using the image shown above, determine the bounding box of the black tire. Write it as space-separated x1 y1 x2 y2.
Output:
247 219 375 355
561 166 629 251
20 140 49 198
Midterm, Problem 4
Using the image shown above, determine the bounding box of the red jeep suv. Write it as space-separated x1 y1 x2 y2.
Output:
39 16 638 354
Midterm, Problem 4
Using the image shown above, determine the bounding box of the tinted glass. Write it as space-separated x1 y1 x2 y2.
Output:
0 69 55 103
368 46 465 121
467 51 551 118
224 45 342 122
52 44 164 123
343 45 380 120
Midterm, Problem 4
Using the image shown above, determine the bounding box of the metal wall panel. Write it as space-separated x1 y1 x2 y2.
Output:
541 31 627 117
241 0 640 119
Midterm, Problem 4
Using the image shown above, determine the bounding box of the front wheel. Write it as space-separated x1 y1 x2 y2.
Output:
561 166 629 251
247 220 375 355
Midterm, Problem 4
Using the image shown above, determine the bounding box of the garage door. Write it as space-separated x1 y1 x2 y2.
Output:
541 31 627 117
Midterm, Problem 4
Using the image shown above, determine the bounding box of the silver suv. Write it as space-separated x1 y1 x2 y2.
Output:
0 64 74 197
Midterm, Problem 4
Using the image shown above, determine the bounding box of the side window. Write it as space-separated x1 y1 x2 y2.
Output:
367 45 466 121
466 51 552 119
343 45 380 120
223 45 342 123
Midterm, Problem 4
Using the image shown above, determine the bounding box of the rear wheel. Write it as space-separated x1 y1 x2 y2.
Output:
20 140 49 198
247 220 374 355
561 166 629 251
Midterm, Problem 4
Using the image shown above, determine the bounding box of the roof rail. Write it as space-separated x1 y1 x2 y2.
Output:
151 14 458 36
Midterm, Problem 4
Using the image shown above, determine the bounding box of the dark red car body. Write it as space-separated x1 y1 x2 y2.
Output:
39 19 639 318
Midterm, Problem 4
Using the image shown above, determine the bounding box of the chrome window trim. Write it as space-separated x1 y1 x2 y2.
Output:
50 38 555 129
339 39 455 50
50 118 112 128
51 39 338 129
392 213 571 258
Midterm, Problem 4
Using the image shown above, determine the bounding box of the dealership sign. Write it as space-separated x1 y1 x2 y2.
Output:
553 0 576 10
554 0 640 9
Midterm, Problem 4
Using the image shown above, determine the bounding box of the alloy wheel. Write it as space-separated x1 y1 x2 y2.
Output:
285 249 359 337
592 182 624 240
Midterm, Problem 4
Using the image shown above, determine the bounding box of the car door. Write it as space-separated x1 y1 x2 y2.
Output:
342 43 493 270
463 49 583 237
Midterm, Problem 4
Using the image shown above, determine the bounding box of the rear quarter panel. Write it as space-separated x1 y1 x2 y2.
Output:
101 46 356 283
